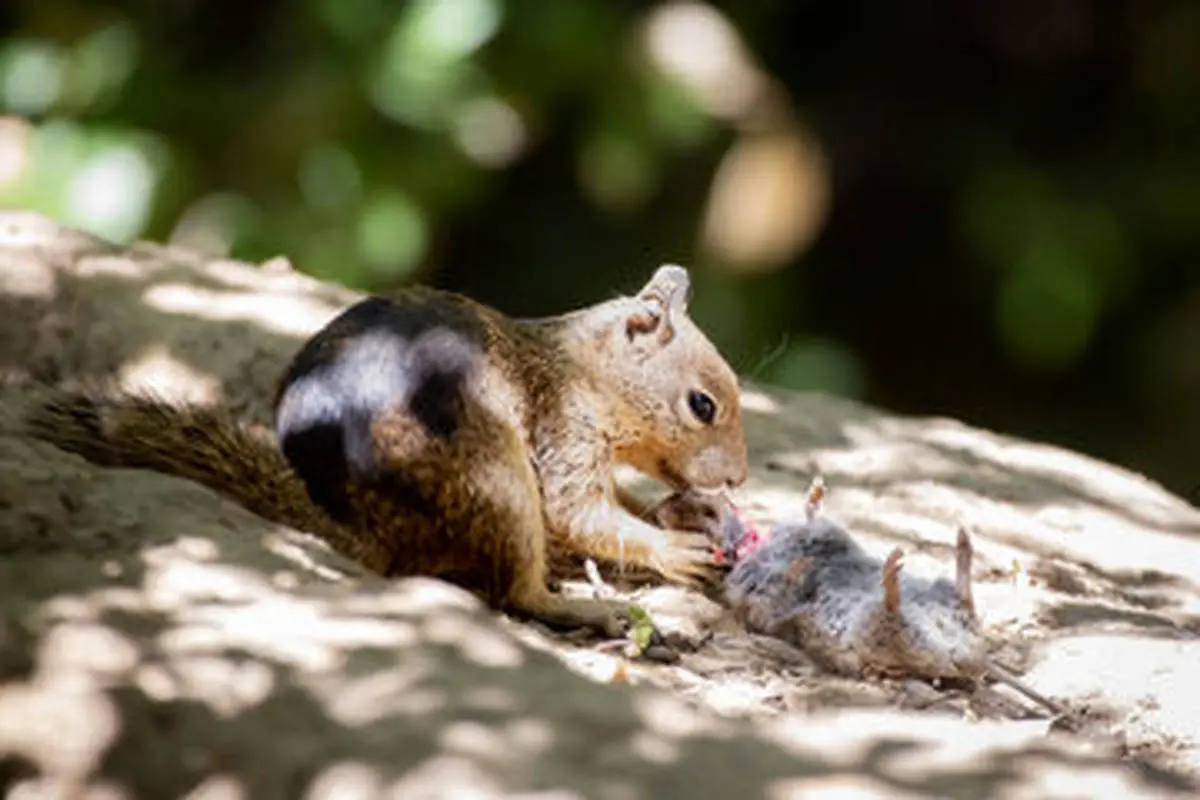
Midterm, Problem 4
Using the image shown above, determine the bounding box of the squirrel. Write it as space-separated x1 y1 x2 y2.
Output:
650 481 1065 715
27 264 748 638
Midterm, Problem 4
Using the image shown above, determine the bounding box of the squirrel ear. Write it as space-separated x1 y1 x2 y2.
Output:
625 264 692 346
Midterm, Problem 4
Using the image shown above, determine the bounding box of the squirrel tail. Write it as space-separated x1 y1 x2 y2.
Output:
25 389 370 567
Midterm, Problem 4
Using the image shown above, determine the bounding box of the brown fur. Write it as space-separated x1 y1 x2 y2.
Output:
27 265 747 637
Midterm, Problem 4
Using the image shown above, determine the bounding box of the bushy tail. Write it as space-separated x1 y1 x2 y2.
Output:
25 389 370 566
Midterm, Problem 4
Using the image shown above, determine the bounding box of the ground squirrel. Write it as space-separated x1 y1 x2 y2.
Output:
28 264 748 637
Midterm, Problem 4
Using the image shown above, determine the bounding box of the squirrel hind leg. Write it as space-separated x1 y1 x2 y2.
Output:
484 433 628 638
506 571 628 638
493 450 628 637
364 411 626 638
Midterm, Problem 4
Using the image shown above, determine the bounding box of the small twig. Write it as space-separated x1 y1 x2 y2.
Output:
584 558 614 599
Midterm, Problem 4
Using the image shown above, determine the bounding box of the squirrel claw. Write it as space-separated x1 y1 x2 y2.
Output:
655 529 727 589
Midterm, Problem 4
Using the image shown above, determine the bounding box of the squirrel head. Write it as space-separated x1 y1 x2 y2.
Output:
603 264 748 492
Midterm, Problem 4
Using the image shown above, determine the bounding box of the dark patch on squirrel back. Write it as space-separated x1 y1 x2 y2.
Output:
274 291 491 521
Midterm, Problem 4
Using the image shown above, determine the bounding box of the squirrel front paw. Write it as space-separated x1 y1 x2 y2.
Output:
651 528 728 589
595 600 631 638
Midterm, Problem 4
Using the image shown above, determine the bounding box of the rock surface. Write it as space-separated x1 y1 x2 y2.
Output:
1 210 1198 799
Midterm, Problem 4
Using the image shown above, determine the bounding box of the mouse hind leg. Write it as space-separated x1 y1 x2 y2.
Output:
882 548 905 614
954 527 976 617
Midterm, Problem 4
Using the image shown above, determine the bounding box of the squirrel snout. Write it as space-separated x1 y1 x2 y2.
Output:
684 444 748 491
720 443 749 489
727 461 748 488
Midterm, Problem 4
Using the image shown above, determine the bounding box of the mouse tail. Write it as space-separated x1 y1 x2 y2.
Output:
985 662 1065 716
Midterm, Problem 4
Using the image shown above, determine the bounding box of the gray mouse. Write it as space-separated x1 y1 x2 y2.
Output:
649 479 1063 714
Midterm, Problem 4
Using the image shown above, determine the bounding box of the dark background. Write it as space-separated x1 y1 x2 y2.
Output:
2 0 1197 501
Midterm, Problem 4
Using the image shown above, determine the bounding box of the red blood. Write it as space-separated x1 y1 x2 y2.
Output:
736 524 763 560
711 506 767 563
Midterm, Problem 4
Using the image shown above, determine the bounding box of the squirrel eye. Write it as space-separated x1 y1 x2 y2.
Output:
687 390 717 425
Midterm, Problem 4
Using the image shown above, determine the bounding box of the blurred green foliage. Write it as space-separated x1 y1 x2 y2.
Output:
1 0 1197 501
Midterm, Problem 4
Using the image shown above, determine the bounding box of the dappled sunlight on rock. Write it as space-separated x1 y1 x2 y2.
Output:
438 717 556 764
461 685 520 714
761 709 1154 796
144 534 221 564
760 711 879 765
630 729 680 765
313 661 444 726
43 587 146 623
362 576 486 617
734 484 812 520
38 621 140 680
769 441 964 481
260 530 355 584
386 754 506 799
420 609 526 669
741 387 1200 591
919 425 1200 526
0 663 121 790
181 774 248 800
143 552 272 609
200 259 316 294
1023 635 1200 755
553 648 626 685
635 693 722 741
167 657 276 719
159 592 420 673
1019 504 1200 584
304 761 387 800
74 255 153 280
133 662 179 702
116 345 222 404
0 252 55 297
694 677 782 718
141 283 343 339
765 775 928 800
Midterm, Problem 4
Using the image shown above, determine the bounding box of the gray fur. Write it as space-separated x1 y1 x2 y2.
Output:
649 485 1065 714
724 515 989 681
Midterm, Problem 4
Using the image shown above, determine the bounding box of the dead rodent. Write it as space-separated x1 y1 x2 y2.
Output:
651 481 1063 714
27 265 748 638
